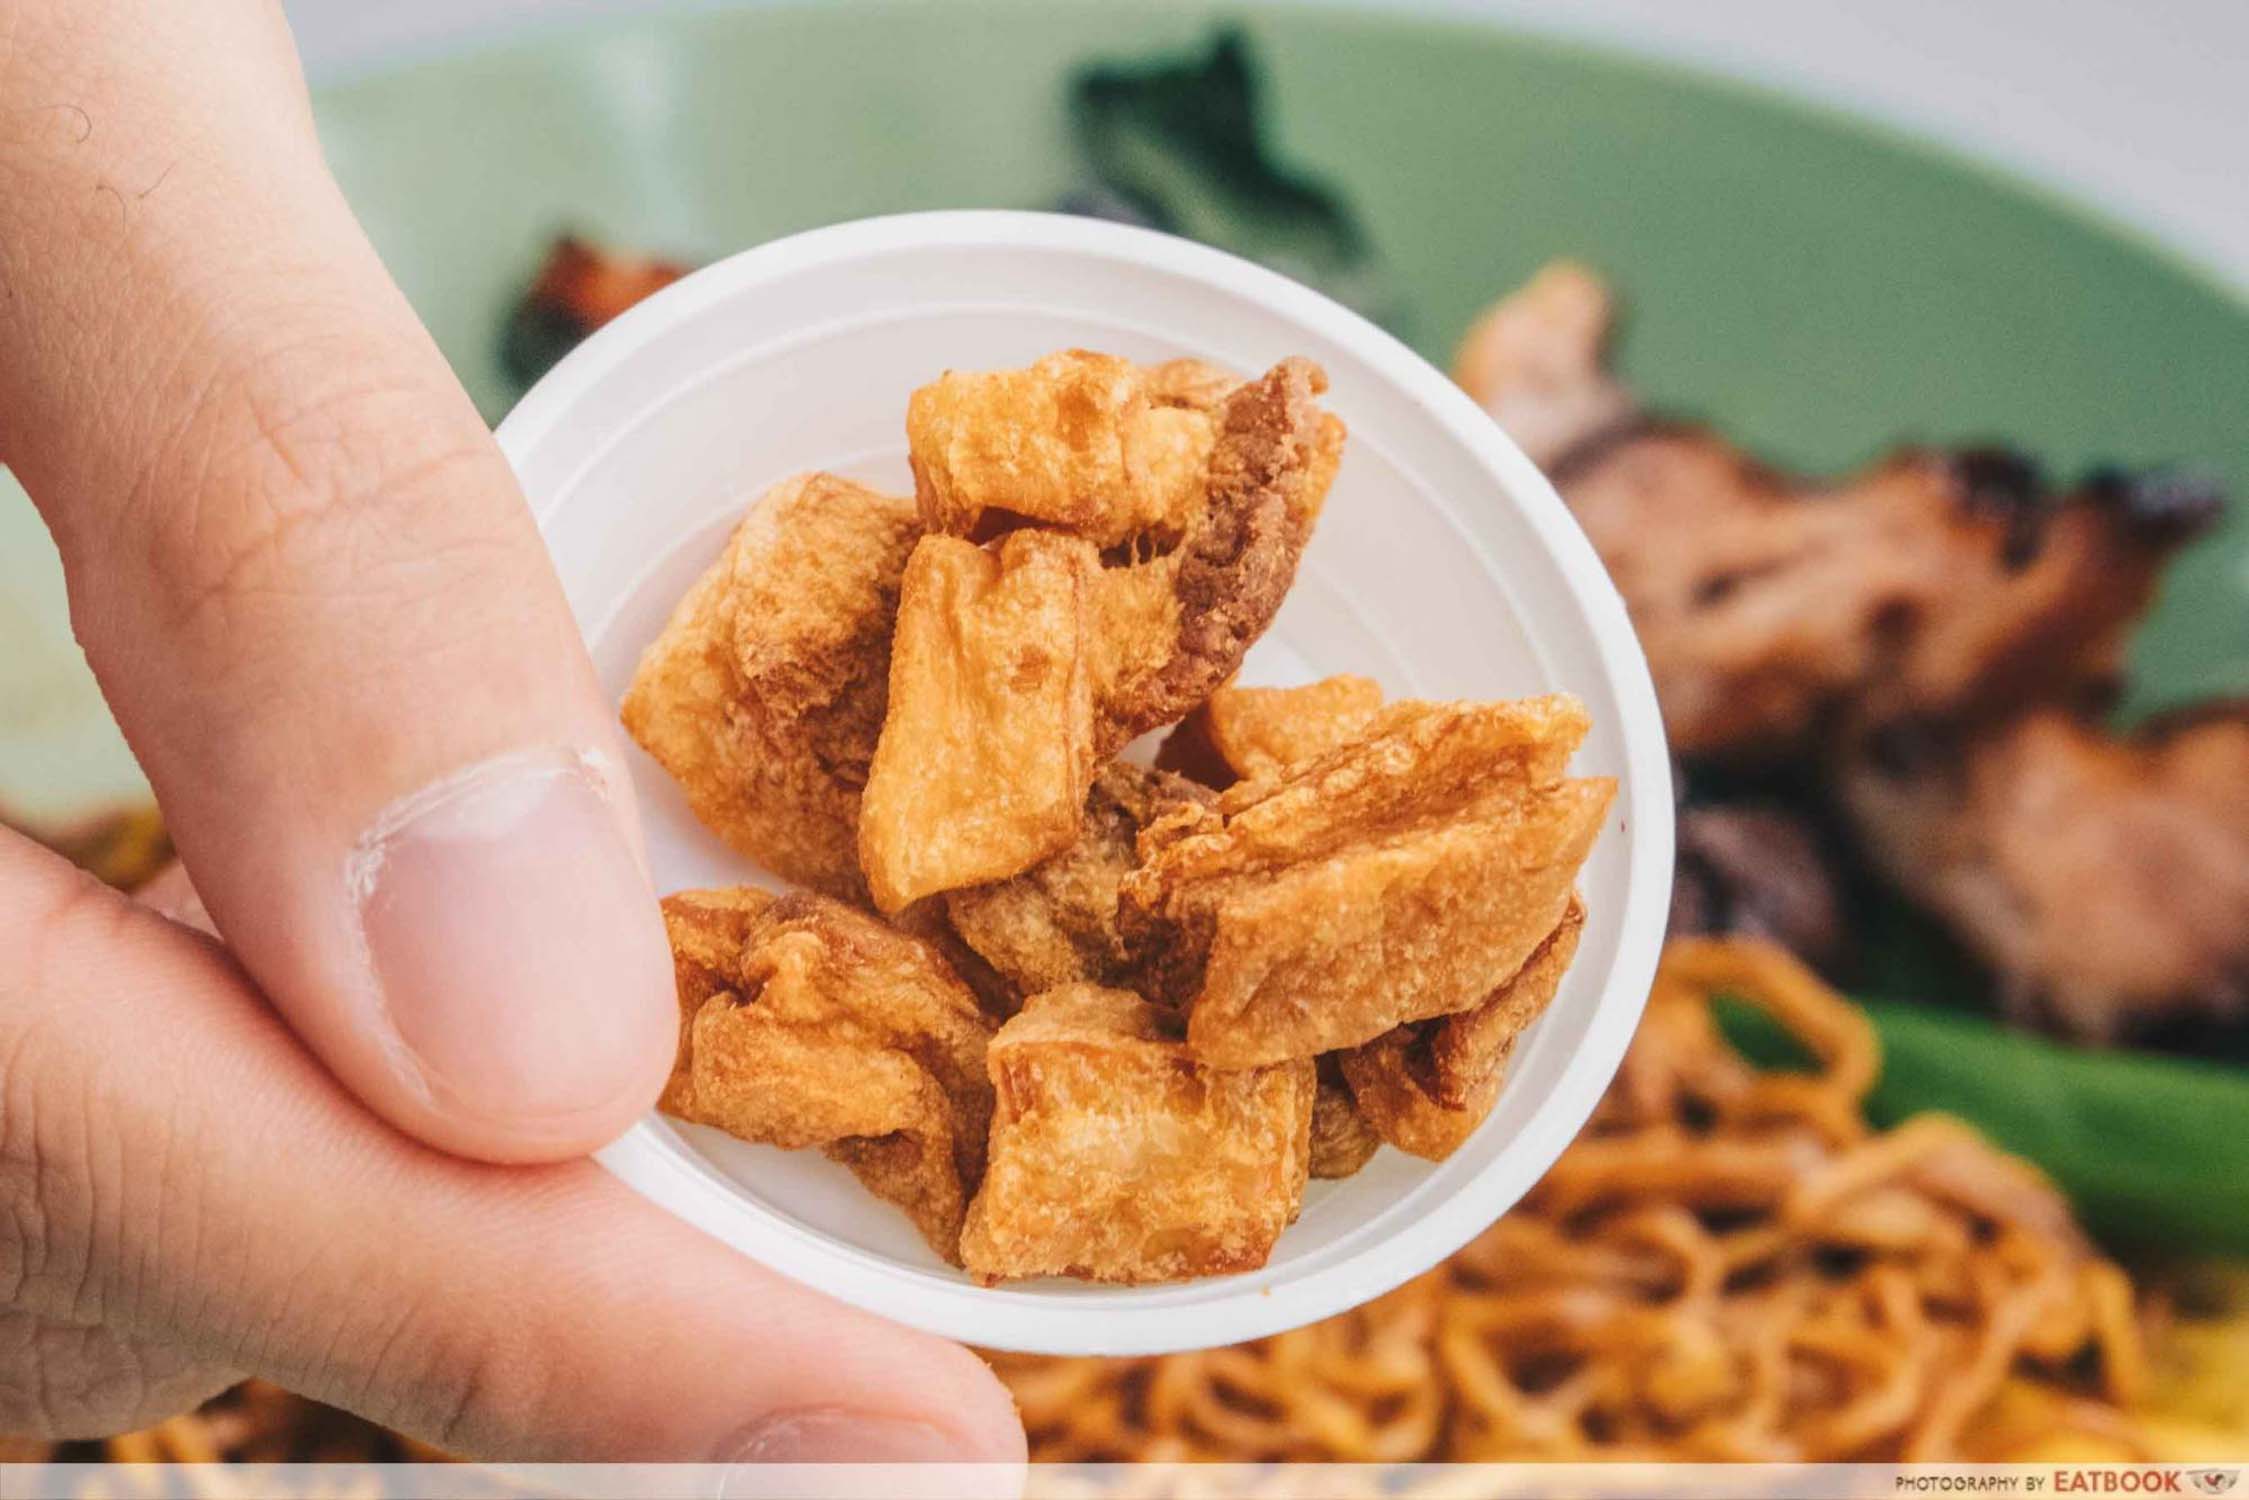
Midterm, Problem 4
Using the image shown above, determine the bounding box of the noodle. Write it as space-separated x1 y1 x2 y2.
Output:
989 938 2152 1462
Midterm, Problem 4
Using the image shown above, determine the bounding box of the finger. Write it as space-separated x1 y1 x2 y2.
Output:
0 832 1025 1465
0 1310 238 1442
134 860 215 936
0 2 673 1159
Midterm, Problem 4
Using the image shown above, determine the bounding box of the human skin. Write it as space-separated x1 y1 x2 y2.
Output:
0 0 1023 1465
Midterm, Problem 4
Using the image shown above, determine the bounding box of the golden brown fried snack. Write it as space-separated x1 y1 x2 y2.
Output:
1157 674 1384 787
1090 358 1345 752
1121 696 1613 1068
910 350 1345 754
945 761 1216 1000
1338 897 1585 1161
622 474 919 898
859 530 1100 912
960 985 1314 1284
908 350 1222 548
1143 356 1242 411
1839 708 2249 1040
659 887 994 1262
1309 1057 1382 1179
888 899 1024 1022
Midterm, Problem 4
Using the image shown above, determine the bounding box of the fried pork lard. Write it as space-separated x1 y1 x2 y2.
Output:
960 985 1315 1284
621 473 918 898
659 888 994 1262
859 530 1100 912
1157 673 1384 787
1338 896 1585 1161
945 761 1216 1002
908 352 1346 755
1309 1059 1383 1179
908 350 1224 547
1092 358 1345 752
1122 696 1613 1068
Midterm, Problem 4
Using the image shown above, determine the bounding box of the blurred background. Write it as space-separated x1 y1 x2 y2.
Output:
4 0 2244 1473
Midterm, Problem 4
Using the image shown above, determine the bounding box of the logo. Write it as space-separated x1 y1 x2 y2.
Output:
2187 1472 2239 1497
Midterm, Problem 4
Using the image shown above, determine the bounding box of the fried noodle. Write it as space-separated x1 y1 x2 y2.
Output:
988 938 2150 1461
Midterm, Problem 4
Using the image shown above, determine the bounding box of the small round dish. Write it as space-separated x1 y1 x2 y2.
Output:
496 210 1672 1356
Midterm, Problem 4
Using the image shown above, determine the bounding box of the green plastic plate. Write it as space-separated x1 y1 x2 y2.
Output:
5 0 2243 809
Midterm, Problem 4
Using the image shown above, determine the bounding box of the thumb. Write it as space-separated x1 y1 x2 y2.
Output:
0 832 1025 1467
0 0 672 1159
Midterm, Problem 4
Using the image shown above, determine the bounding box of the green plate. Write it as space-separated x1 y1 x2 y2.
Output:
4 1 2241 823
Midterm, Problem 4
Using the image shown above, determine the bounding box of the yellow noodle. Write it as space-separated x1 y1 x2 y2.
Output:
993 938 2151 1462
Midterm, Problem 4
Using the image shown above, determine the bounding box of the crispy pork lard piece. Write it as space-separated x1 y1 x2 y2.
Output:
1458 262 2221 760
1121 696 1613 1068
1840 708 2249 1041
1091 357 1345 752
907 349 1225 547
908 350 1346 754
859 530 1100 912
886 899 1024 1023
658 888 995 1262
1158 674 1384 787
1452 260 1635 469
1308 1057 1382 1179
1142 355 1243 411
621 473 918 899
945 762 1216 1000
1339 897 1584 1160
959 985 1314 1285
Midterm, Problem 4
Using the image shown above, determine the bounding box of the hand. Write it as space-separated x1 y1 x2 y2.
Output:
0 0 1023 1464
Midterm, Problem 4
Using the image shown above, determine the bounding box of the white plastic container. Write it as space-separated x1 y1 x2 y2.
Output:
498 211 1673 1356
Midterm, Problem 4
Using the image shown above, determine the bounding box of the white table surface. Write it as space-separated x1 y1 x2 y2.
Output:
283 0 2249 294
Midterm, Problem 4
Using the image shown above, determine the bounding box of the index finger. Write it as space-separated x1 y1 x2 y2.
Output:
0 0 674 1160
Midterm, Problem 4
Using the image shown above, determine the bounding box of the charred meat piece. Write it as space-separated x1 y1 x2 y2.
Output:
1553 426 2210 759
1457 264 2222 761
1839 707 2249 1041
502 234 692 389
1669 803 1848 971
1452 260 1635 469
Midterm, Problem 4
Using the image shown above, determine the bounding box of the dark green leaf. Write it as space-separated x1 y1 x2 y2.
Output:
1065 30 1408 335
